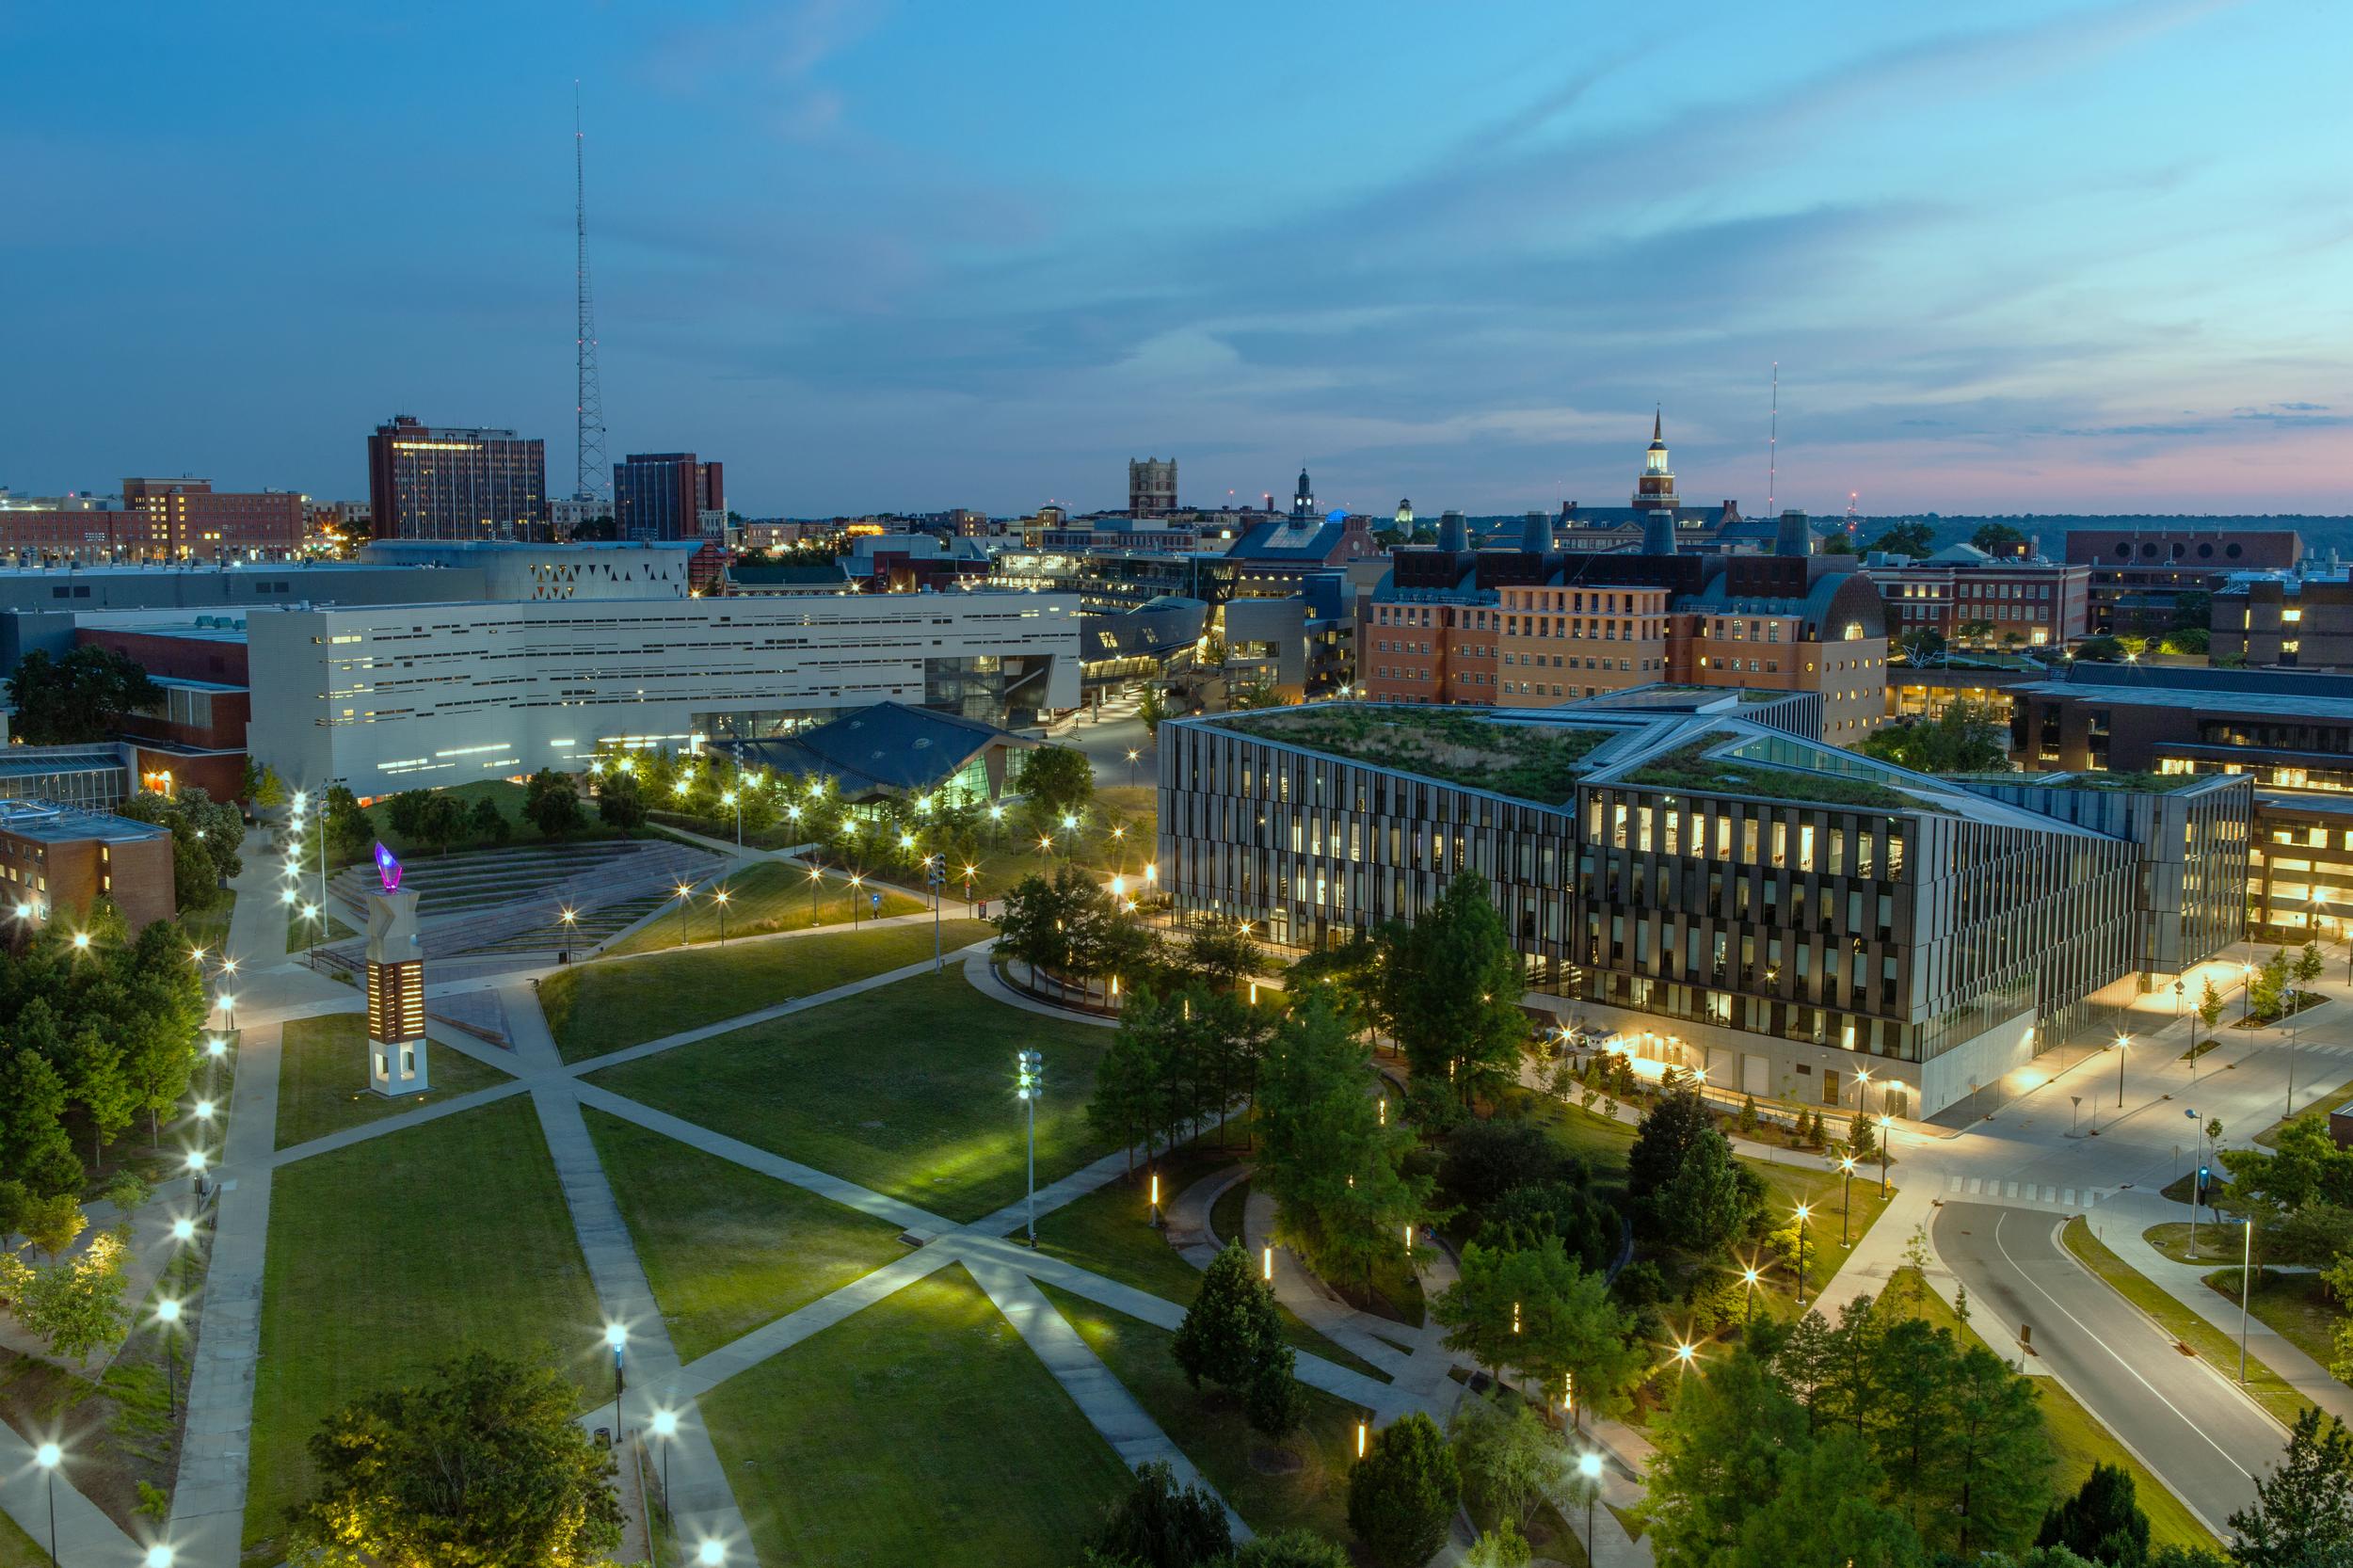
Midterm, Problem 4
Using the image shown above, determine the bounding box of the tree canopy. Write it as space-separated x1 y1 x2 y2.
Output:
1378 873 1527 1103
5 646 163 745
1860 698 2012 775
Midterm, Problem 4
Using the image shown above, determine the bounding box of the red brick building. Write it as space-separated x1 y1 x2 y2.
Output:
0 801 176 932
73 626 250 801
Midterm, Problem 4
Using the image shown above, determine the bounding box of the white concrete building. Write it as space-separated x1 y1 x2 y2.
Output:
246 590 1081 798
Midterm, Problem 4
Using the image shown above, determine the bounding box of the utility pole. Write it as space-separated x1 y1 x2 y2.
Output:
1016 1050 1042 1246
928 854 946 971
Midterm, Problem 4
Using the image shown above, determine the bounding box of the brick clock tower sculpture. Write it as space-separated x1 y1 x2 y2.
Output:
363 841 429 1097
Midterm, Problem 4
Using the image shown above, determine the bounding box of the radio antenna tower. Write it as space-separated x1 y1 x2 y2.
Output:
572 83 609 508
1767 362 1778 515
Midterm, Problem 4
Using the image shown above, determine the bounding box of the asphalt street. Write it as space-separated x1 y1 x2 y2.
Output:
1934 1201 2278 1537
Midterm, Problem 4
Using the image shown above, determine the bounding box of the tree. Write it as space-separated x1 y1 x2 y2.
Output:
1732 1431 1923 1568
119 785 245 900
414 792 470 856
1449 1391 1565 1530
1820 531 1860 555
324 785 376 864
1347 1412 1458 1568
1379 873 1526 1102
1867 520 1935 558
1016 744 1095 819
1229 674 1285 711
1656 1128 1765 1255
1897 628 1947 668
1438 1117 1573 1215
2074 635 2127 663
1626 1085 1713 1217
1087 1461 1232 1568
6 646 164 744
521 770 585 841
469 795 511 845
1174 1240 1301 1435
2296 941 2326 1002
289 1352 622 1568
1137 686 1170 737
0 1045 81 1198
2227 1408 2353 1568
242 758 287 809
2199 978 2225 1057
1929 1339 2053 1556
1227 1529 1350 1567
2038 1463 2150 1568
1463 1519 1532 1568
1 1228 130 1361
382 791 431 841
1859 698 2011 775
1185 914 1267 992
1641 1341 1815 1562
1973 521 2028 555
596 774 648 838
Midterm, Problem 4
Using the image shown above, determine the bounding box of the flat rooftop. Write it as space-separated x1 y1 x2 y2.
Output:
0 799 166 845
1216 706 1612 805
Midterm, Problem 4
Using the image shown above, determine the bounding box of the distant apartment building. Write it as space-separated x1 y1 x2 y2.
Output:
1159 690 2245 1120
1129 457 1177 518
367 415 549 542
2211 569 2353 669
614 453 726 543
2066 524 2301 634
0 478 306 563
1863 544 2089 648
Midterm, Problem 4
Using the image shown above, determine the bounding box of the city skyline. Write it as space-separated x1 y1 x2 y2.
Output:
4 1 2348 518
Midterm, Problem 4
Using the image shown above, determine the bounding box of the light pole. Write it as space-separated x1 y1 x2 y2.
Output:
1126 747 1140 790
205 1035 227 1097
558 905 577 964
301 901 320 958
1741 1265 1759 1327
2186 1108 2203 1253
216 989 236 1034
1877 1114 1892 1197
674 881 695 947
2115 1032 2129 1109
603 1322 627 1452
1793 1204 1812 1306
927 855 945 972
849 873 865 929
1839 1156 1857 1246
650 1408 679 1551
722 789 741 848
1016 1050 1042 1247
1577 1450 1604 1564
155 1297 184 1422
713 888 731 948
2287 1010 2300 1119
2239 1216 2254 1385
35 1440 58 1566
186 1147 208 1200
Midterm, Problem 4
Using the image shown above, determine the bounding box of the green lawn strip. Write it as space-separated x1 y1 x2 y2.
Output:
2060 1217 2313 1428
1902 1265 2216 1553
0 1504 44 1568
579 1106 908 1364
700 1263 1131 1568
588 968 1114 1224
542 918 993 1061
244 1096 605 1559
600 858 927 956
0 1347 174 1543
272 1013 513 1151
2199 1268 2348 1385
1027 1144 1394 1384
2142 1222 2246 1267
1037 1280 1361 1542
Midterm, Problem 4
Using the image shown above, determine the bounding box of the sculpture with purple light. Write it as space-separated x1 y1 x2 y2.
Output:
374 841 402 893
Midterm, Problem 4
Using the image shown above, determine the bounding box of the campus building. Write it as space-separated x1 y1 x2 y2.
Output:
244 589 1081 799
2211 568 2353 669
0 798 176 931
1862 543 2090 649
2067 524 2302 634
366 415 550 542
1157 689 2247 1121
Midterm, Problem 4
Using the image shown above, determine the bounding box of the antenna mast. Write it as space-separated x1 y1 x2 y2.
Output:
1767 361 1777 515
573 84 608 509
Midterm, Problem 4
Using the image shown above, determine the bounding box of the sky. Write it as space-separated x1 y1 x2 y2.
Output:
2 1 2347 519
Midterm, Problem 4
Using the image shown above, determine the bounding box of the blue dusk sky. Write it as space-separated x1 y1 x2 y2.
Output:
2 1 2346 519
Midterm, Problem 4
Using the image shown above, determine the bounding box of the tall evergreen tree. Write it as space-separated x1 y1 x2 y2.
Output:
2228 1408 2353 1568
1347 1413 1459 1568
1378 874 1525 1101
2037 1463 2151 1568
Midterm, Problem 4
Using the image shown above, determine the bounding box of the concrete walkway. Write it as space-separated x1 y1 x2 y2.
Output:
0 1417 137 1564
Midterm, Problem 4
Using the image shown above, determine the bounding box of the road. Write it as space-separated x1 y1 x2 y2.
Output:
1934 1202 2278 1537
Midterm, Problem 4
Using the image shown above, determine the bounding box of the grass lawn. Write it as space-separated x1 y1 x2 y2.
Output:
2259 1068 2353 1148
580 1107 909 1363
1902 1266 2217 1554
541 918 993 1061
244 1096 603 1560
2061 1217 2313 1428
284 904 357 952
0 1507 43 1568
1025 1134 1393 1384
2200 1268 2347 1384
2143 1221 2249 1267
700 1263 1131 1568
951 784 1159 904
1040 1281 1364 1542
589 969 1116 1224
272 1013 514 1151
0 1347 175 1544
600 858 926 956
178 897 234 959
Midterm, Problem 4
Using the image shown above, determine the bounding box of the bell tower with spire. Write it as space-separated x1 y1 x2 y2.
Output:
1632 408 1680 555
1290 466 1316 520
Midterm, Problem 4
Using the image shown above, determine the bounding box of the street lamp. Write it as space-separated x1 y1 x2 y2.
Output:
713 888 732 947
1793 1204 1813 1305
2115 1032 2130 1109
155 1298 184 1422
1740 1265 1760 1327
848 873 865 928
205 1035 227 1096
146 1546 173 1568
1577 1450 1604 1563
35 1440 59 1567
650 1408 680 1550
1016 1051 1043 1246
722 789 741 848
1877 1114 1893 1196
2186 1108 2204 1253
185 1148 208 1198
301 902 320 957
1126 747 1141 790
603 1322 627 1450
1838 1156 1858 1245
698 1542 726 1567
674 881 696 946
558 905 577 964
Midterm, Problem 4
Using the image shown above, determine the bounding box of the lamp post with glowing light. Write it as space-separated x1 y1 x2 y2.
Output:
559 906 577 964
2115 1032 2130 1109
1126 747 1141 790
674 881 695 947
698 1541 725 1566
650 1408 680 1550
36 1439 60 1566
155 1298 184 1421
603 1322 627 1450
1016 1050 1043 1246
1837 1155 1858 1245
1792 1204 1813 1305
1877 1114 1892 1196
186 1147 208 1199
204 1035 227 1097
1577 1451 1604 1563
722 789 741 848
1741 1265 1760 1327
713 888 731 947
